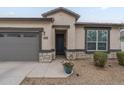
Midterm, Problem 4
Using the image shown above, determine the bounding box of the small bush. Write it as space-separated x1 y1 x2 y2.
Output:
93 52 107 67
116 52 124 66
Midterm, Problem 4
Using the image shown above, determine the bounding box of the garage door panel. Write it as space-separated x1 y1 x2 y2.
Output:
0 32 39 61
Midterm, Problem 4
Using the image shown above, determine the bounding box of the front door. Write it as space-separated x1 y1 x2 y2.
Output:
56 34 64 55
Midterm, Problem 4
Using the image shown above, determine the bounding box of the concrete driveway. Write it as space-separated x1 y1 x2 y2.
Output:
0 57 71 85
0 62 37 85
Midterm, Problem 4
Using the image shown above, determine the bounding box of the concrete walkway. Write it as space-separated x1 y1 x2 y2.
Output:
0 62 37 85
0 57 71 85
27 57 71 78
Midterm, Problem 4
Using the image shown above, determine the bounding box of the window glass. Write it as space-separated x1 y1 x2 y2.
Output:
23 33 37 37
7 33 21 37
87 30 96 41
87 43 96 50
98 30 107 41
0 33 4 37
98 43 106 50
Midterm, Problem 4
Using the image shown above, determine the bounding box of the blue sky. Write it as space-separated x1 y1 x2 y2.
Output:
0 7 124 23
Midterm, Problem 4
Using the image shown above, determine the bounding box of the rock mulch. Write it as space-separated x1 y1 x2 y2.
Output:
21 59 124 85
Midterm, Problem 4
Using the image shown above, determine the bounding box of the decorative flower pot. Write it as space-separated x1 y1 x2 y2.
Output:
63 62 74 74
64 66 73 74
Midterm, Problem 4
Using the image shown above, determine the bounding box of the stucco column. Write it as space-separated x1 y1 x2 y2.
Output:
66 25 76 60
39 23 54 62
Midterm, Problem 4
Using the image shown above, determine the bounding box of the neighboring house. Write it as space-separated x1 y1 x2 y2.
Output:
0 7 122 62
120 30 124 40
120 31 124 51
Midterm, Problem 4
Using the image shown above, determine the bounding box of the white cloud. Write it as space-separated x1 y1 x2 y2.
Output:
8 12 15 16
101 7 109 10
0 11 16 17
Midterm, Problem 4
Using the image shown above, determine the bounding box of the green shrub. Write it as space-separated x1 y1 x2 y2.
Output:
116 52 124 66
63 62 73 68
93 52 107 67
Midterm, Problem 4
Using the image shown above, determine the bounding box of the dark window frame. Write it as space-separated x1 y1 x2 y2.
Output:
85 27 111 53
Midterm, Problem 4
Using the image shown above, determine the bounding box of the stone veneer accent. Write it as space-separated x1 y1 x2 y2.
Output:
108 52 117 59
39 50 120 62
39 51 55 62
65 50 119 60
65 51 76 60
65 51 93 60
75 51 93 59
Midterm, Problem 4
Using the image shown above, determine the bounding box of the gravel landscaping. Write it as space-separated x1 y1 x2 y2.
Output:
21 59 124 85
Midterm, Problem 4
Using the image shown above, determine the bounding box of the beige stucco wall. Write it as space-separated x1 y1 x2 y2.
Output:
47 11 76 49
47 11 76 25
110 26 121 50
0 20 53 50
75 26 85 49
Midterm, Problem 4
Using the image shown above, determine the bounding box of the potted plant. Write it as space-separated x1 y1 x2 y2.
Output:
63 61 74 74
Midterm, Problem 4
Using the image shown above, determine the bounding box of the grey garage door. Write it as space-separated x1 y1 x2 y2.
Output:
0 32 39 61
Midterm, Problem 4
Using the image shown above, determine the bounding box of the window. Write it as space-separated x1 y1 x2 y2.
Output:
86 29 108 51
23 33 37 37
0 33 4 37
7 33 21 37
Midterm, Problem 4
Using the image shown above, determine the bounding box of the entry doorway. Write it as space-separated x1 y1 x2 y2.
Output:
55 30 66 55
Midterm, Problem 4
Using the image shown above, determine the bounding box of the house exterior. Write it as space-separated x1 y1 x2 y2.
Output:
0 7 122 62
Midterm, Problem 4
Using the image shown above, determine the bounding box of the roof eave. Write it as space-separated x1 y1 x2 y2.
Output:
42 7 80 20
0 18 54 22
75 22 123 26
